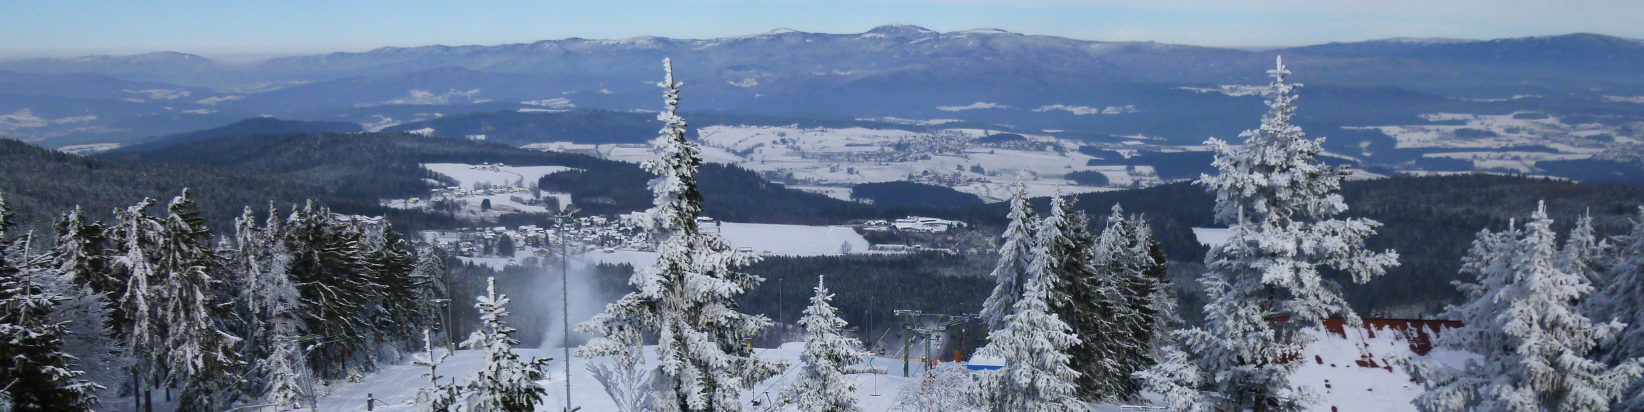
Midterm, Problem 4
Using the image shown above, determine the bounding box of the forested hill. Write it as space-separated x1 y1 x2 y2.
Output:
0 138 435 232
110 117 364 154
966 174 1644 316
94 131 928 225
99 131 619 202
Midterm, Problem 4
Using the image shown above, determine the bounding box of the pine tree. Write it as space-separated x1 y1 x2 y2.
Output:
977 260 1084 412
496 234 516 258
589 361 657 412
108 197 167 404
154 190 243 410
365 222 421 342
981 181 1038 331
892 362 982 412
0 194 102 411
462 277 549 412
44 207 128 395
1134 346 1209 412
1092 205 1169 401
50 207 113 295
1561 214 1606 285
1033 195 1117 401
413 329 461 412
1407 203 1644 412
781 276 870 412
283 201 375 378
577 58 784 412
229 205 309 408
1591 207 1644 410
411 244 451 345
1153 56 1399 412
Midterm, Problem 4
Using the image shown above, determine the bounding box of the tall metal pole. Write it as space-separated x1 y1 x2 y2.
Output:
558 206 579 412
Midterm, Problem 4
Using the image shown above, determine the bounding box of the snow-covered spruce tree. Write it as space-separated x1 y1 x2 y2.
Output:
1406 203 1644 412
577 58 784 412
893 362 982 412
1591 207 1644 410
977 256 1084 412
411 244 450 343
282 201 376 378
108 197 167 405
44 207 129 395
0 194 102 411
1561 214 1607 285
50 207 114 295
413 329 460 412
1032 195 1120 402
1092 205 1170 401
1134 346 1209 412
1154 56 1399 412
368 222 422 343
980 181 1038 331
462 277 549 412
231 206 309 408
780 276 871 412
590 361 658 412
154 190 244 410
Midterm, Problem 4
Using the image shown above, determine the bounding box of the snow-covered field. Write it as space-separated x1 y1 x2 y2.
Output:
716 222 869 255
1343 112 1625 156
581 222 874 266
423 163 577 188
542 125 1162 202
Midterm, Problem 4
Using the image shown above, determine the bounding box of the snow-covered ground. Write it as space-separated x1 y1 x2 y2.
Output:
715 222 869 255
1191 227 1233 247
1290 321 1475 411
314 318 1456 412
315 343 917 412
538 125 1162 202
422 163 576 188
580 222 874 266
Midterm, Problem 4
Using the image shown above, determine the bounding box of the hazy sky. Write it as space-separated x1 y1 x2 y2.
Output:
3 0 1640 59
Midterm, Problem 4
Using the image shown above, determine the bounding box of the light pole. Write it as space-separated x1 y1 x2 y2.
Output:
555 205 581 412
302 342 329 412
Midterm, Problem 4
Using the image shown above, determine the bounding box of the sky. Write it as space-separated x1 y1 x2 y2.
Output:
3 0 1641 59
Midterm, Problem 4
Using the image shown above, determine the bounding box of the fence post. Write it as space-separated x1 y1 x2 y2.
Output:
367 393 374 411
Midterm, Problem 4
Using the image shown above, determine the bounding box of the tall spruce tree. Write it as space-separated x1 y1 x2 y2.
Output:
781 276 870 412
1092 205 1169 401
1408 204 1644 412
981 181 1038 331
578 58 784 412
410 244 450 346
1591 207 1644 410
462 277 549 412
231 206 308 407
154 190 243 410
284 201 373 378
977 256 1084 412
0 194 101 411
45 206 128 395
109 197 167 406
1150 56 1399 411
1034 195 1117 401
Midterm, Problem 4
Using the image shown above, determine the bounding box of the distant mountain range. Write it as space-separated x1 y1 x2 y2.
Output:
6 26 1640 92
2 25 1642 150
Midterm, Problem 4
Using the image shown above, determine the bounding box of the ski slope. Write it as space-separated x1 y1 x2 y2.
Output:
314 344 916 412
